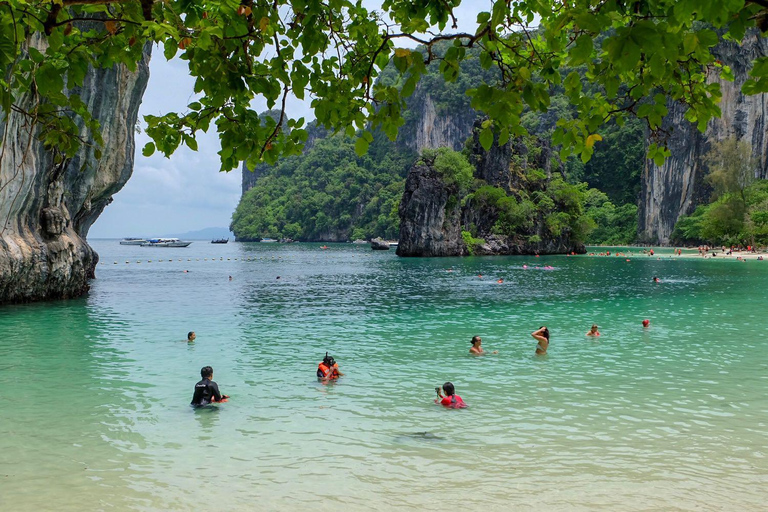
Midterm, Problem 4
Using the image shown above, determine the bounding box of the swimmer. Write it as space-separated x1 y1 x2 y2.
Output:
317 353 344 380
187 331 196 342
652 276 660 283
497 279 503 283
435 382 467 408
229 275 232 281
586 324 600 337
642 319 650 328
532 326 550 355
190 366 229 406
469 336 498 355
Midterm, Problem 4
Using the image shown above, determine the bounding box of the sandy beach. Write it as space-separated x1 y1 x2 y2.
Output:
586 247 767 261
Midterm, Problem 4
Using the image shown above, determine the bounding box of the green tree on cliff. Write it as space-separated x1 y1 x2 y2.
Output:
3 1 768 170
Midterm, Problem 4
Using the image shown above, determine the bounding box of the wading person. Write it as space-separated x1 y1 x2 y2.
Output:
191 366 228 406
469 335 497 355
435 382 467 408
532 326 550 355
317 353 343 381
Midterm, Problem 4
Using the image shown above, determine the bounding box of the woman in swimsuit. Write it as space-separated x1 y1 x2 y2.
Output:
586 324 600 337
532 326 550 355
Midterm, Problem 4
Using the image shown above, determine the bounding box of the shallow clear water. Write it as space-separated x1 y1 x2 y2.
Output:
1 242 767 511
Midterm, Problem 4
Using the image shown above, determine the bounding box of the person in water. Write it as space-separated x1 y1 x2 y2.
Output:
586 324 600 337
652 276 660 283
187 331 196 342
191 366 229 406
317 353 343 380
531 326 550 355
435 382 467 408
469 335 498 355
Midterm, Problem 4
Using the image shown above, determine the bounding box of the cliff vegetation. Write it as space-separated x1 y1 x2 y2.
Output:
233 42 642 246
231 133 413 241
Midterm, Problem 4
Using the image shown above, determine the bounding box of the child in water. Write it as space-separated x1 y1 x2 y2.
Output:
435 382 467 408
586 324 600 337
469 335 498 355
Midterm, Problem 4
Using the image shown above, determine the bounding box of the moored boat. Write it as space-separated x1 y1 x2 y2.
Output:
260 238 277 243
140 238 192 247
120 238 147 245
211 238 228 244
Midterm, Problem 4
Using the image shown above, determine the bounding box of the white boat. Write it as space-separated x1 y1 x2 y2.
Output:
260 238 277 243
120 238 147 245
140 238 192 247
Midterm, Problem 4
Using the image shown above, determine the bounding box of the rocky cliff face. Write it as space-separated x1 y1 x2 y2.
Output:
639 34 768 244
396 82 478 153
398 125 585 257
0 41 150 304
397 162 465 256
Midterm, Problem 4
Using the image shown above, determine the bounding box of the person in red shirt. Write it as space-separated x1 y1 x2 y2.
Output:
435 382 467 408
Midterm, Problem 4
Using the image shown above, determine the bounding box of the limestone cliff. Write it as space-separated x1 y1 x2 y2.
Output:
639 34 768 244
0 41 150 304
397 162 465 256
398 125 585 257
396 81 478 153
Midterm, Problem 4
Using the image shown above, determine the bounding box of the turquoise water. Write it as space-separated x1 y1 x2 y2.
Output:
1 241 767 511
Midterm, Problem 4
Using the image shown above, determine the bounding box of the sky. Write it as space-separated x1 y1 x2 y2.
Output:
88 1 486 238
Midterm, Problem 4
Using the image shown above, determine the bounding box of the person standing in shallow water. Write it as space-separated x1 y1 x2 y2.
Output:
435 382 467 408
532 326 550 355
191 366 229 406
187 331 196 342
469 336 498 355
586 324 600 337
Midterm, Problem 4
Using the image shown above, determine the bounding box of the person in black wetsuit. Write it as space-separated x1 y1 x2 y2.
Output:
191 366 229 406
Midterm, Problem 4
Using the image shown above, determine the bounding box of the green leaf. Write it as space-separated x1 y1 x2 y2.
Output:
498 127 509 147
35 63 64 97
569 34 593 65
28 47 44 64
164 39 178 60
479 126 493 151
185 135 198 151
354 137 369 156
142 142 156 157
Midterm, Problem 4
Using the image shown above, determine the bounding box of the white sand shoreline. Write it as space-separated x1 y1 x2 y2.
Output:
585 248 765 261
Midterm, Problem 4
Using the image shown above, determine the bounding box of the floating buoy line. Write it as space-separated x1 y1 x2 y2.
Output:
106 256 290 265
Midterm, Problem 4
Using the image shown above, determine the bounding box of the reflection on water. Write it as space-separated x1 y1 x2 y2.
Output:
1 241 767 510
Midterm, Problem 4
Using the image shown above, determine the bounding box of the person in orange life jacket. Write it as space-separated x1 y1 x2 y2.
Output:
435 382 467 408
317 353 343 380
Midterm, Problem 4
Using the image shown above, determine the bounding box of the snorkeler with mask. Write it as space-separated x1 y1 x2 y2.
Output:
317 353 344 380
